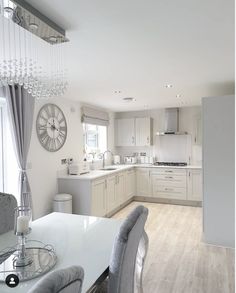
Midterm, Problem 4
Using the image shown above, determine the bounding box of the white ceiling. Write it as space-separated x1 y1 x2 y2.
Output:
26 0 234 111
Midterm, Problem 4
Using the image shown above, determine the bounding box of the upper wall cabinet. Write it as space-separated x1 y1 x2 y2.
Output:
115 118 135 146
193 114 202 145
135 117 152 146
115 117 152 147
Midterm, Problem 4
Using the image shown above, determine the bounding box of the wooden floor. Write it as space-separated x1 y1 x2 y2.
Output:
112 201 235 293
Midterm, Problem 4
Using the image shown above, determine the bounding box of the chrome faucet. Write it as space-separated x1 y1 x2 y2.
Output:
100 150 113 168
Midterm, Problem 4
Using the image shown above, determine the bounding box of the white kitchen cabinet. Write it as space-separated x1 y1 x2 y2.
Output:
115 117 152 147
187 169 202 201
136 168 152 196
193 114 202 145
91 178 107 217
125 169 136 200
106 175 117 213
116 172 125 205
151 168 187 200
115 118 135 146
135 117 152 146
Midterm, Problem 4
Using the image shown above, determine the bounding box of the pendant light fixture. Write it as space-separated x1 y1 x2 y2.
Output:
0 0 69 98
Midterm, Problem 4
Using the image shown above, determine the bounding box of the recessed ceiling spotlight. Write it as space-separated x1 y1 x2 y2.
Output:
176 94 181 98
29 23 39 30
123 97 136 102
49 36 57 43
114 90 122 94
165 84 173 88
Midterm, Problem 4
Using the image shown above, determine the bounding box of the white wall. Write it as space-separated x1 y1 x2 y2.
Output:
115 106 202 165
202 95 235 248
27 98 114 219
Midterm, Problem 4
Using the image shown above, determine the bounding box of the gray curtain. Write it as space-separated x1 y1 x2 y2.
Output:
1 85 35 208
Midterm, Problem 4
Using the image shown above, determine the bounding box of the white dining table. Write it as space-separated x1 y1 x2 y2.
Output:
0 212 122 293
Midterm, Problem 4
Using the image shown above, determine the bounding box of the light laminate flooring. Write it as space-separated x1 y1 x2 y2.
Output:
112 201 235 293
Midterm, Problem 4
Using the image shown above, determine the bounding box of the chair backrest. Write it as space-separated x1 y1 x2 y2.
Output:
108 205 149 293
28 265 84 293
0 192 17 234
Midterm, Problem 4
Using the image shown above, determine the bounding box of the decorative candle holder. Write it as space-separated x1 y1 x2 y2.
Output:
14 206 33 267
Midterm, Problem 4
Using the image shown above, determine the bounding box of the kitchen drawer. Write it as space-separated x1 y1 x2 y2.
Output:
152 174 186 184
153 186 186 200
153 179 186 188
152 168 186 176
156 185 186 193
153 192 186 200
92 178 106 186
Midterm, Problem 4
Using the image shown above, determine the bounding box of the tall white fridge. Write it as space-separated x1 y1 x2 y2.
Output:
202 95 234 248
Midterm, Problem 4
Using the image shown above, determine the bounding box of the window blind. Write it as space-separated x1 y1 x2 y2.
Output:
81 106 109 126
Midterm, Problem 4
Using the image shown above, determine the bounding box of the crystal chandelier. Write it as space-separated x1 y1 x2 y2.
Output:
0 0 69 98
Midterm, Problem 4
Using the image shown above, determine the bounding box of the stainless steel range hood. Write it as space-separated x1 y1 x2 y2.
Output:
156 108 187 135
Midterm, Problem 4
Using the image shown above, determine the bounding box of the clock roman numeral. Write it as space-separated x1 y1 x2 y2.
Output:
51 105 55 117
44 106 51 118
60 126 66 132
40 131 47 141
59 117 66 124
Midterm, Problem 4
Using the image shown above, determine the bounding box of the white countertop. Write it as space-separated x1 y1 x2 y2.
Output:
58 164 202 180
0 213 122 293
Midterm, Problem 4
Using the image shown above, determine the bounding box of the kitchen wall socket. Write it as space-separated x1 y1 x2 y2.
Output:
61 159 67 165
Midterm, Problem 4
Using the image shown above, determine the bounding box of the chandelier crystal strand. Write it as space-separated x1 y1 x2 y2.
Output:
0 0 68 98
1 0 6 86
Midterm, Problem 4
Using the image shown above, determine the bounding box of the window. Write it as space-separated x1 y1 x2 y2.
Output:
0 98 19 202
83 123 107 159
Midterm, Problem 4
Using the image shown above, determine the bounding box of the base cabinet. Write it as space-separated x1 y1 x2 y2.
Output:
58 166 202 218
136 168 151 196
151 168 187 200
116 173 125 205
91 179 107 217
106 175 117 214
187 169 202 201
125 169 136 200
135 167 202 203
58 168 135 217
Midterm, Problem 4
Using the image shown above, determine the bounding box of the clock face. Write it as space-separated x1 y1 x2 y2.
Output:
36 103 67 152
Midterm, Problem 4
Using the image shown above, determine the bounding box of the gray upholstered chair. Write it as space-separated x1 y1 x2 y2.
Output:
0 192 17 234
89 205 149 293
28 265 84 293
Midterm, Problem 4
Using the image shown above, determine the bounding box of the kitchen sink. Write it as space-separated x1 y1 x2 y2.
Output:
100 168 117 171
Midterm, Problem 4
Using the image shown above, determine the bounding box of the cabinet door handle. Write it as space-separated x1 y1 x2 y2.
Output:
132 136 135 144
165 170 173 173
165 188 173 191
189 171 190 178
105 179 107 189
165 176 173 179
147 136 149 144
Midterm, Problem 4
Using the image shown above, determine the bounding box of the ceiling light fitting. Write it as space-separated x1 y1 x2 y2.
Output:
0 0 69 98
165 84 173 88
123 97 136 102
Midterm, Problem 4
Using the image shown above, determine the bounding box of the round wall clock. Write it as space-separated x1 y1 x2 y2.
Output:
36 103 67 152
